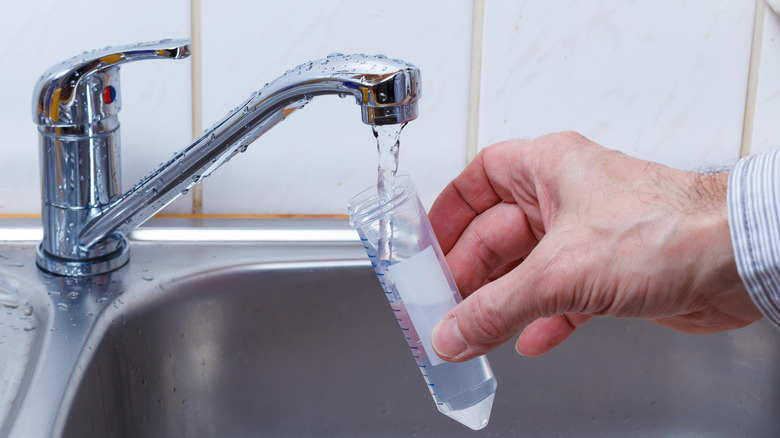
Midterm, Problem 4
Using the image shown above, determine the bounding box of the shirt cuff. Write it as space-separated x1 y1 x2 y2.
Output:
728 147 780 329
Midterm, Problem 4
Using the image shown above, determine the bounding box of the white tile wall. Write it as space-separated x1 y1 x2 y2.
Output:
0 0 191 215
0 0 773 216
752 4 780 156
199 0 473 214
479 0 755 170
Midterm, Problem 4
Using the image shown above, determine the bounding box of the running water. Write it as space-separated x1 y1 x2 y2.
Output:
373 123 406 264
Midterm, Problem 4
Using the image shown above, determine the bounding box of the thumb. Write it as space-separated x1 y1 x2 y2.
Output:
431 255 552 362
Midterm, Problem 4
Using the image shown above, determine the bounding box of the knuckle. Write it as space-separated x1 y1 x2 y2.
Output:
530 131 590 171
551 131 590 155
536 130 585 147
556 130 586 143
465 292 511 344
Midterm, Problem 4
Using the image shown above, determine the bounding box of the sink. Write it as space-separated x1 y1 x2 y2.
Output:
1 219 779 437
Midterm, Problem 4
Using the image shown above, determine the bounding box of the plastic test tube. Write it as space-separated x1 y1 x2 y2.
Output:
347 176 497 430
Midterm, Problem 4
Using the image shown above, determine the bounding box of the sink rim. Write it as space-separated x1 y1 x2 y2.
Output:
0 217 360 243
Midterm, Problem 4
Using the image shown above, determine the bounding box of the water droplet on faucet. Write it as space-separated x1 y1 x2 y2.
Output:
327 52 343 58
0 294 18 309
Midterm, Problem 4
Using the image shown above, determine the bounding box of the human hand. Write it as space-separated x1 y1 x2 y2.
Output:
429 132 761 362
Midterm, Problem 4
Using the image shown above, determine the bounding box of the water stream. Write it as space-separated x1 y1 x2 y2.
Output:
373 123 406 266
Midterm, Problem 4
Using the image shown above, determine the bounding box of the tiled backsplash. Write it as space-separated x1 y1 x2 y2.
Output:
198 0 472 214
479 0 755 171
753 1 780 156
0 0 774 216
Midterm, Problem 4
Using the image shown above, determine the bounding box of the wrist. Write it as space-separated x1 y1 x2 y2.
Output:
688 172 743 293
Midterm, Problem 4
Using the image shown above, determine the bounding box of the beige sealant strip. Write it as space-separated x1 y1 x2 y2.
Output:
741 0 766 158
466 0 486 164
190 0 204 213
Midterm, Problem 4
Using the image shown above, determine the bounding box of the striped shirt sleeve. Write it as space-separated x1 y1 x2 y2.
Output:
728 147 780 329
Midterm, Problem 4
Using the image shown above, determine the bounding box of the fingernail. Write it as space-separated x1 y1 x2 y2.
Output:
432 315 467 359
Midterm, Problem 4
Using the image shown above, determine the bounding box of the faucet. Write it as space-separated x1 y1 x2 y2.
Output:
33 39 421 277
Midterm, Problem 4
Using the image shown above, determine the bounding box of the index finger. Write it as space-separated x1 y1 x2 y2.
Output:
428 140 529 254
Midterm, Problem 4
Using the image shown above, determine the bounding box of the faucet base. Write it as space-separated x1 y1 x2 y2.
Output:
35 239 129 277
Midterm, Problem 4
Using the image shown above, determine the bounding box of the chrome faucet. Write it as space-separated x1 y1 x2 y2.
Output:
33 39 421 276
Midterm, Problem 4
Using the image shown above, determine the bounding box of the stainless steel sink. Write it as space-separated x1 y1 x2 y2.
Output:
1 219 779 437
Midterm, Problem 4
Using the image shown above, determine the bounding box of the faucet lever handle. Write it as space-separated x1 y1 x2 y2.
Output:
33 39 191 127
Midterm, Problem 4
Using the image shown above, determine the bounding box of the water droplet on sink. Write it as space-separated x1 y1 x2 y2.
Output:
374 54 387 59
22 304 33 316
327 52 343 58
23 324 36 332
68 291 80 300
57 303 70 311
142 276 154 281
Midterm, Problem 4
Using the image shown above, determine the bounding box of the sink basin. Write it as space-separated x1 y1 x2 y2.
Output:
1 220 779 437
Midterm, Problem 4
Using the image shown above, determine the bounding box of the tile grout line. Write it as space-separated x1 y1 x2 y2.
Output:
741 0 765 158
466 0 486 164
190 0 204 213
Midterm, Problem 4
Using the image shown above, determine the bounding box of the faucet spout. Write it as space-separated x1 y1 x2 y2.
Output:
35 51 420 276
